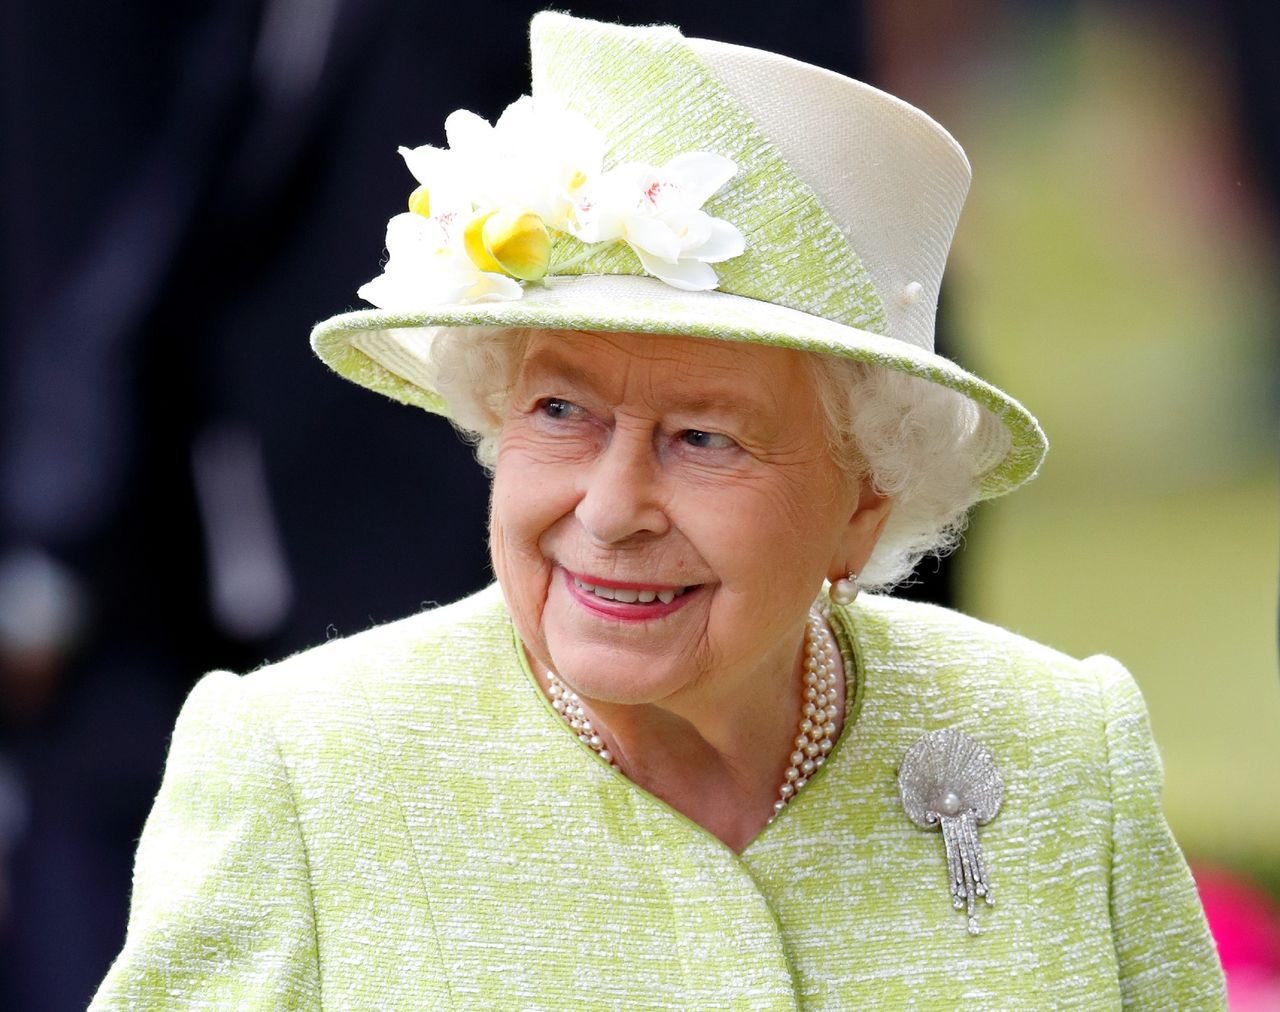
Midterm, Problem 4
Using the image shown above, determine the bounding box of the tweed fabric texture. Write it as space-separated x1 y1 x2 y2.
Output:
92 587 1224 1009
309 13 1048 500
532 19 886 334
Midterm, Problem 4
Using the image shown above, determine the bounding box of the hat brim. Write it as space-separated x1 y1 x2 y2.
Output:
310 274 1046 499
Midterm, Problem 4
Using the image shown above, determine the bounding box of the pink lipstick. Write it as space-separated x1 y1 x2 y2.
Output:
562 569 700 621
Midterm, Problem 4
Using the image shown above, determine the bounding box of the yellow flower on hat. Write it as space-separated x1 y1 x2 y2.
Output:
464 208 551 281
406 185 433 218
357 212 522 310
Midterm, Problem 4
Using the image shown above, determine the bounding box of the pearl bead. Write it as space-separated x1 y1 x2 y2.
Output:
828 574 859 605
940 790 962 816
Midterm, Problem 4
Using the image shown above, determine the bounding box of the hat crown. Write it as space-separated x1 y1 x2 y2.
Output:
530 12 971 354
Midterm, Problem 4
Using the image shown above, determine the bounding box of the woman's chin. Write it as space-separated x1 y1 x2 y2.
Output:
542 609 688 699
547 652 691 706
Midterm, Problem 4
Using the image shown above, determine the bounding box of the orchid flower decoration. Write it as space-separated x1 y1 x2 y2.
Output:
357 97 745 310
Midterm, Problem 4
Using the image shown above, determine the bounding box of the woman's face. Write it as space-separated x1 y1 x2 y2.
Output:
490 329 890 707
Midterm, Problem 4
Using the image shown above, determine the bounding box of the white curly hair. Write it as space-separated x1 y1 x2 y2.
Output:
427 326 1010 589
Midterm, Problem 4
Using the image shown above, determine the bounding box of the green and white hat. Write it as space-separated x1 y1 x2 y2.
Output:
311 12 1047 498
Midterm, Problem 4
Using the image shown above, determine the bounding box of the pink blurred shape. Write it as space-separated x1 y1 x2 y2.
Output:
1195 865 1280 1010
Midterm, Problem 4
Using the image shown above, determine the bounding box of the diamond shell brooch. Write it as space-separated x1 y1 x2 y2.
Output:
898 728 1004 935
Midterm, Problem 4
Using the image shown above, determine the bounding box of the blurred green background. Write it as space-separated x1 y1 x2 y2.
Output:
876 2 1279 886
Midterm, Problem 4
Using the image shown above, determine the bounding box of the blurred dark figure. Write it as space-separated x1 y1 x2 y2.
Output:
0 2 891 1007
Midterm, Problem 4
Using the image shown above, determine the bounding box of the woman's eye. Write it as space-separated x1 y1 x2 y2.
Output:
681 429 737 450
538 398 581 420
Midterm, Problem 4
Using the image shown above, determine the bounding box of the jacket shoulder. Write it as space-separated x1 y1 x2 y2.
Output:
217 583 512 717
841 593 1135 749
850 593 1100 690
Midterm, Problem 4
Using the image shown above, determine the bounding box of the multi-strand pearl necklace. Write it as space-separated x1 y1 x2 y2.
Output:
773 608 840 818
543 607 841 819
547 676 620 769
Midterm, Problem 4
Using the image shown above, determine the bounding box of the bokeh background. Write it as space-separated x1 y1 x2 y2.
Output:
1 1 1276 1008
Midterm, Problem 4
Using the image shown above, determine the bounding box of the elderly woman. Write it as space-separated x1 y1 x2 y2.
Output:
93 13 1224 1010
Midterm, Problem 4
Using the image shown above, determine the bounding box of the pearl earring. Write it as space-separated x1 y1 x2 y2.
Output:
828 571 860 606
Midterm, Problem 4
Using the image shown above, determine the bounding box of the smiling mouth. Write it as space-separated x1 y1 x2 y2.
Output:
571 575 692 606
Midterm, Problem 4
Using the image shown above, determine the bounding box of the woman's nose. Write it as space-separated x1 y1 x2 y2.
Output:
574 426 669 544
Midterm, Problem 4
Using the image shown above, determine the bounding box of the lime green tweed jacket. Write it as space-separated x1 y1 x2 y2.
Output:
92 586 1224 1009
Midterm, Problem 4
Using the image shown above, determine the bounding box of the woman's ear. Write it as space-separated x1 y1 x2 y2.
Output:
828 481 893 583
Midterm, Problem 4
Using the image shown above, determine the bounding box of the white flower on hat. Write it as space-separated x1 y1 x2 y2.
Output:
448 98 605 234
399 97 603 236
573 152 745 291
357 211 522 311
396 142 473 225
358 97 746 309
